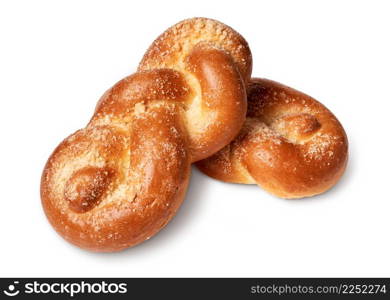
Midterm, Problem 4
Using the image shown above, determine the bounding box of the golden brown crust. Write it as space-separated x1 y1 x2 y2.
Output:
139 17 252 84
41 18 251 252
196 78 349 199
41 72 192 252
139 17 252 161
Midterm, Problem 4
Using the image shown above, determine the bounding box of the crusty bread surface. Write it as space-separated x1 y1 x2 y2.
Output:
196 78 348 199
41 18 252 251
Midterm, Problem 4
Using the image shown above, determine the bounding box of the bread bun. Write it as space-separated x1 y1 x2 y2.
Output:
41 18 252 251
196 78 348 199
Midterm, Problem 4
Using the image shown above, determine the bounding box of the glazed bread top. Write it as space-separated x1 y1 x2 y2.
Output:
41 18 252 251
139 17 252 161
196 78 348 199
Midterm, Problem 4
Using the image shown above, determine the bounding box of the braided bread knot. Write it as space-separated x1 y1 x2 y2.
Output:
197 78 348 199
41 18 252 252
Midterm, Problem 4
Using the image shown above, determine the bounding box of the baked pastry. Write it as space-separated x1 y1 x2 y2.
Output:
196 78 348 199
138 17 252 161
41 18 252 252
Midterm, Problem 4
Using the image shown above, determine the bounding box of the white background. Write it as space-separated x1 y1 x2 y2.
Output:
1 0 389 277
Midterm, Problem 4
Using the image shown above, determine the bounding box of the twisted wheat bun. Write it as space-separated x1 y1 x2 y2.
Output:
41 18 252 252
196 78 348 199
